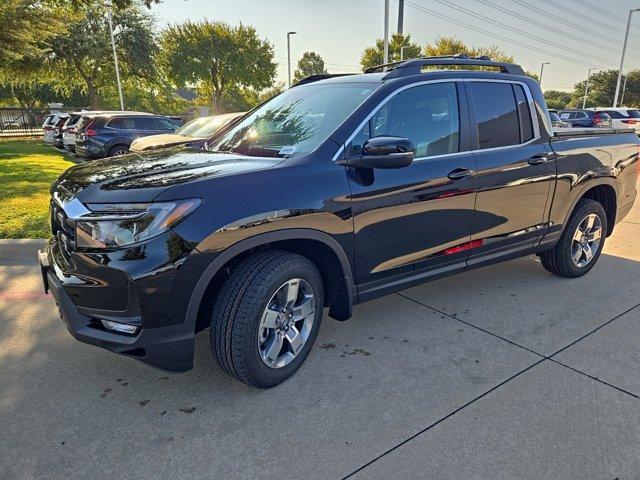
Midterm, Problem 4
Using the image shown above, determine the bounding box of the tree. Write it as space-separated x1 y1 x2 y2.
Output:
0 81 87 108
0 0 154 74
44 3 156 109
424 36 514 63
568 69 640 108
159 20 276 113
0 1 65 67
293 52 327 84
544 90 572 111
360 34 422 71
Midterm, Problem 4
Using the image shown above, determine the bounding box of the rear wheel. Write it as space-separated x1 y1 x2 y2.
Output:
107 144 129 157
210 251 323 388
539 198 607 278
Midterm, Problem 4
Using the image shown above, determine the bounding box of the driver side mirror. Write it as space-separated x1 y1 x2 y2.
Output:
338 136 414 169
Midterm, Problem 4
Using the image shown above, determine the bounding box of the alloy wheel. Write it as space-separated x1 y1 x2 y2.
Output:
257 278 315 369
571 213 602 268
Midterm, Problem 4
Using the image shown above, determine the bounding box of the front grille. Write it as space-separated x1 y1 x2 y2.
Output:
50 200 76 251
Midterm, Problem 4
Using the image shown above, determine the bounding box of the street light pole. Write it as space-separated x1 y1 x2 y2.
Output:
539 62 550 87
106 7 124 110
620 74 628 106
383 0 390 66
397 0 405 34
287 31 296 88
582 67 596 109
614 9 640 107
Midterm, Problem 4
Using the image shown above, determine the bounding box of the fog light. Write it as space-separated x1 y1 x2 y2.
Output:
101 319 139 335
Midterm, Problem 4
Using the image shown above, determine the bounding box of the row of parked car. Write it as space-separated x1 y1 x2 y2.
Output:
549 107 640 133
42 110 245 159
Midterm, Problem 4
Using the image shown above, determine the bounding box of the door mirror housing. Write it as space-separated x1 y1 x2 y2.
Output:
339 136 414 169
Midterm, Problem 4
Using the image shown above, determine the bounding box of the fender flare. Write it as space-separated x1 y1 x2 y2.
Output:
184 229 355 330
561 177 618 231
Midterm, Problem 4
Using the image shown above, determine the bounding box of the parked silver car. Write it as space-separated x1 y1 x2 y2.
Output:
590 108 640 134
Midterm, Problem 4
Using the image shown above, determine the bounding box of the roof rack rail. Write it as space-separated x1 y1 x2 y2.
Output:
293 73 355 86
365 54 526 79
364 54 471 73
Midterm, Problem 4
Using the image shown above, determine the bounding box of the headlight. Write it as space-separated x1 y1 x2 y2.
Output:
75 199 202 249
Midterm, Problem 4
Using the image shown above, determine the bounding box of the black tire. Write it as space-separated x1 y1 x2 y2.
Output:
539 198 607 278
107 144 129 157
210 250 324 388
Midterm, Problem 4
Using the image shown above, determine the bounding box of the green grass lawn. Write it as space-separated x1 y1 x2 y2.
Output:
0 139 74 238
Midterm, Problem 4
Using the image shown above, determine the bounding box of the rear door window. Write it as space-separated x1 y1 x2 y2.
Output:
469 82 520 149
604 110 624 119
154 118 179 130
627 110 640 118
108 117 137 129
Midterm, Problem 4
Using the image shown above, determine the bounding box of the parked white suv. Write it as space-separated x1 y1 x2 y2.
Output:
590 108 640 134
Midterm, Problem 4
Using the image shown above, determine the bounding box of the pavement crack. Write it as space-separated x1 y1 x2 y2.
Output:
549 301 640 359
548 358 639 400
341 357 547 479
396 292 546 358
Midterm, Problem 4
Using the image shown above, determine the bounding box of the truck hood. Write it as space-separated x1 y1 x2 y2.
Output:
52 149 283 205
129 133 200 152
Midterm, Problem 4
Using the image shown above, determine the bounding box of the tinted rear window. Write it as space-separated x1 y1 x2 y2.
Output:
107 117 137 129
470 82 520 149
603 110 624 119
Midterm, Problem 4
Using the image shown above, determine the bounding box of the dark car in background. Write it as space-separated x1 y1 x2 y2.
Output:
75 112 181 159
129 112 245 153
559 109 612 128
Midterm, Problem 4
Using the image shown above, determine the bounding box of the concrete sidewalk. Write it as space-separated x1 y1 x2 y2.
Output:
1 206 639 479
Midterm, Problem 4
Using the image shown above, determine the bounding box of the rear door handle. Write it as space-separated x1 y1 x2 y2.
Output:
528 154 551 165
447 168 474 180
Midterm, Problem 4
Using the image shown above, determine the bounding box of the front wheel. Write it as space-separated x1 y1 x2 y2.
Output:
539 198 607 278
210 251 324 388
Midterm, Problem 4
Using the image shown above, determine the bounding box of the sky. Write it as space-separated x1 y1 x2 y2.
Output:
150 0 640 92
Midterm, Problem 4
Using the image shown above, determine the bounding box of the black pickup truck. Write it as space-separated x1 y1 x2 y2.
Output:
40 56 639 388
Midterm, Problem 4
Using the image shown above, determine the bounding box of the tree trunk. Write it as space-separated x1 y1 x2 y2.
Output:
212 89 223 114
87 80 99 109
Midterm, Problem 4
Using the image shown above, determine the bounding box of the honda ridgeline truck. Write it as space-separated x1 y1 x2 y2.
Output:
40 56 639 388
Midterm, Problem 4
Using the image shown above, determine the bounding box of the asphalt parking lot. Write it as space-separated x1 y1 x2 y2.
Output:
1 186 640 479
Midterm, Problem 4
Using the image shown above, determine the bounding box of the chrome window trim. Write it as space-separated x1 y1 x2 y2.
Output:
332 78 464 162
333 77 543 162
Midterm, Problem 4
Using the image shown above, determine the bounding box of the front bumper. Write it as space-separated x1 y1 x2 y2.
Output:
39 241 198 372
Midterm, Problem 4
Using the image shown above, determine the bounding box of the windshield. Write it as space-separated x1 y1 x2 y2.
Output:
176 117 212 137
209 82 376 158
180 113 243 138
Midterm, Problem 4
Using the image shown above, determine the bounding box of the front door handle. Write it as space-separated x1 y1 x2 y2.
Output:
528 154 551 165
447 168 474 180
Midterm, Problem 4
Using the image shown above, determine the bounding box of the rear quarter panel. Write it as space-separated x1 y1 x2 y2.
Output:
548 131 639 229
